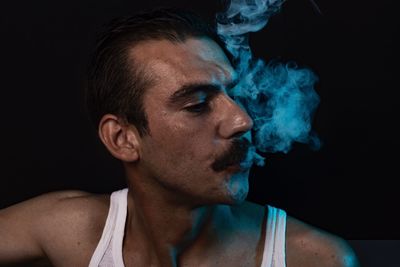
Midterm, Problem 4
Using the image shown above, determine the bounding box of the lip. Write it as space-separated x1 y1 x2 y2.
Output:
224 162 251 173
225 164 242 173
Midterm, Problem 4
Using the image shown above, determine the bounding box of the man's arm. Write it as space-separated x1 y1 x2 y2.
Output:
0 191 96 266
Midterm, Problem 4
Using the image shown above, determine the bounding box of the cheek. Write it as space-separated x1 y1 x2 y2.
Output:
147 114 215 161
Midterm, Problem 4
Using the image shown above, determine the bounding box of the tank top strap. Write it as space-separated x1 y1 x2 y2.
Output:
260 205 287 267
88 188 128 267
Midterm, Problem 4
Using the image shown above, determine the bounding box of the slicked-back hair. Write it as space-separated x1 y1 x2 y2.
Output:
85 7 228 136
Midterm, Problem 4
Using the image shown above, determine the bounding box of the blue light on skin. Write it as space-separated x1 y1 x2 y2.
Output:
217 0 321 162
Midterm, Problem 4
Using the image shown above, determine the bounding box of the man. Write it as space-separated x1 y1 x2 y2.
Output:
0 8 359 267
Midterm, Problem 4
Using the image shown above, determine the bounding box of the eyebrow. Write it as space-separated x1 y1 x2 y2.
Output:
168 79 239 105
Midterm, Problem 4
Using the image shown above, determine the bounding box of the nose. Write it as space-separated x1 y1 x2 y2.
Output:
217 95 253 139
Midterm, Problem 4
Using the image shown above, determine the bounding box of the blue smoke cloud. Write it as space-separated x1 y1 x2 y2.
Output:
217 0 321 166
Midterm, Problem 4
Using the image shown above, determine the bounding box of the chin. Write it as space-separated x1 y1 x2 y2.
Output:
226 172 249 205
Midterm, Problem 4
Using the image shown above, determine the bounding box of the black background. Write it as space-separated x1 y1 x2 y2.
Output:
0 0 399 244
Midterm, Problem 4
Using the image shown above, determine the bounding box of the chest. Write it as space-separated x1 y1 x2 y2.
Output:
122 229 265 267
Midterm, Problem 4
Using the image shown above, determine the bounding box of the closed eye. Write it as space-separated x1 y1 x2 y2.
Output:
184 102 210 114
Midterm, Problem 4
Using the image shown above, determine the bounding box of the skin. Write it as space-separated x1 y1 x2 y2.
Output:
0 37 359 267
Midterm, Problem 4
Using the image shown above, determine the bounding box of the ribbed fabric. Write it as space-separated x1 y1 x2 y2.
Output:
260 205 287 267
88 189 287 267
88 189 128 267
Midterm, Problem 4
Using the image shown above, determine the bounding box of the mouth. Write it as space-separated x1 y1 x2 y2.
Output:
224 163 242 173
223 159 252 173
211 138 254 173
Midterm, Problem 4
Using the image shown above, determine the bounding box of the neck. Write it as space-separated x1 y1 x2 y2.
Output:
124 182 232 267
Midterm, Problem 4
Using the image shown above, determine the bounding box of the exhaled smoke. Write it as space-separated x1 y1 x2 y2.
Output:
217 0 321 166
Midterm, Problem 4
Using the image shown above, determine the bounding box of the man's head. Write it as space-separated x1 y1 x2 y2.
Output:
86 8 255 205
86 7 229 136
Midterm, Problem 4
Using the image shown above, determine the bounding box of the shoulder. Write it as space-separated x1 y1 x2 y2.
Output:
1 190 110 234
33 190 110 231
35 190 110 218
232 202 359 267
8 190 110 231
286 216 360 267
34 191 110 263
1 190 111 266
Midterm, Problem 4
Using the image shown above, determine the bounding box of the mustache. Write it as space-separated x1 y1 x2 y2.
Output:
212 138 251 172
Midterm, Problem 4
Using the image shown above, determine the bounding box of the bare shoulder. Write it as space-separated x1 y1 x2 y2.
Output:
233 202 359 267
34 190 110 218
4 190 110 228
1 190 110 266
286 216 360 267
33 191 110 263
33 190 110 230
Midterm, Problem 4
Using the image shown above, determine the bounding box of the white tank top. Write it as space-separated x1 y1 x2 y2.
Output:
89 189 287 267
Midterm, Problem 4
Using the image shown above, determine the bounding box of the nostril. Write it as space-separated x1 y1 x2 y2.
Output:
231 131 246 139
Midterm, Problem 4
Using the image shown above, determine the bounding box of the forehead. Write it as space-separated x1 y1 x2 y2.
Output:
129 37 236 95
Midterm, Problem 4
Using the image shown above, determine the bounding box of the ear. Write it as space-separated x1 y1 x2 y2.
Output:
98 114 140 162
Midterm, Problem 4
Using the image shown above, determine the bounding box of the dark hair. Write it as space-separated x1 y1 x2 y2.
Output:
85 7 227 136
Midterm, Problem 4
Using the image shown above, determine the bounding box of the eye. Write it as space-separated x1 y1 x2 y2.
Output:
184 102 210 114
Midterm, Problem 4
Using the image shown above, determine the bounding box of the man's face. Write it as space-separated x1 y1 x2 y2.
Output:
131 37 254 205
